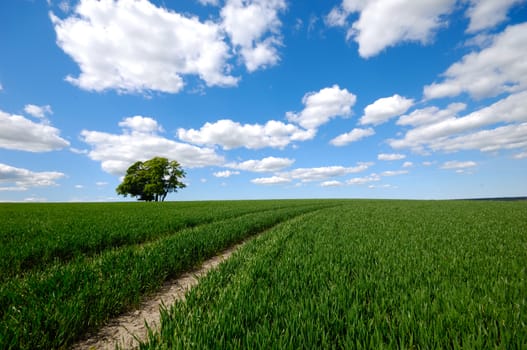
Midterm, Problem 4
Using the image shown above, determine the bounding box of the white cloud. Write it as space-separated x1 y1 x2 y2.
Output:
70 147 88 155
58 0 72 13
178 119 314 150
330 127 374 146
381 170 408 176
430 123 527 153
0 163 65 191
249 162 372 186
320 180 344 187
0 83 3 91
378 153 406 161
325 6 348 27
402 161 413 168
424 22 527 99
279 163 373 182
465 0 525 33
118 115 163 133
441 160 477 169
51 0 238 94
369 184 397 189
513 151 527 159
397 103 466 127
24 104 53 119
286 85 357 130
251 175 291 185
95 181 108 186
75 184 84 189
81 116 223 175
227 156 294 172
359 94 414 125
213 170 240 178
390 91 527 153
347 173 381 185
327 0 455 58
198 0 219 6
0 110 70 152
178 85 356 150
23 196 49 202
221 0 286 72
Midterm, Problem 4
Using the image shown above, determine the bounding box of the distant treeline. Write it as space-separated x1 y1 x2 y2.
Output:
464 196 527 201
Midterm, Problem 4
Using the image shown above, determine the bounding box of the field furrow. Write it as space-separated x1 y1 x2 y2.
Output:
0 200 325 280
0 201 337 350
142 200 527 349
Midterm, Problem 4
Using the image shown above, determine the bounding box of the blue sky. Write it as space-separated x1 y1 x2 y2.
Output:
1 0 526 202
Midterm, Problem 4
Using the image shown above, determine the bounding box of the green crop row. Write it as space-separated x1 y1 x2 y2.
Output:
142 200 527 349
0 200 324 280
0 201 339 350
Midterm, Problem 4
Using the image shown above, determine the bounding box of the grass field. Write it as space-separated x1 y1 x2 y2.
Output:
1 200 526 349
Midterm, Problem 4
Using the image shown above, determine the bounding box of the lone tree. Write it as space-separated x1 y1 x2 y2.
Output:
116 157 186 202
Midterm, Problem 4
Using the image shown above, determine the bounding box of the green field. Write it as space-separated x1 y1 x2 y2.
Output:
1 200 526 349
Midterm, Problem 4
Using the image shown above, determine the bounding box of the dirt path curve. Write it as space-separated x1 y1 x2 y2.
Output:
73 242 244 350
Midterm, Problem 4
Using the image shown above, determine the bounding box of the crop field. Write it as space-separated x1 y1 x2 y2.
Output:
0 200 526 349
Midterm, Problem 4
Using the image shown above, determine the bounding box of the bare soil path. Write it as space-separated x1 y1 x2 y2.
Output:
72 242 244 350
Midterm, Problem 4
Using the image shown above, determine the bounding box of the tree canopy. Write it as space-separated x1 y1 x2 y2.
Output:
116 157 186 202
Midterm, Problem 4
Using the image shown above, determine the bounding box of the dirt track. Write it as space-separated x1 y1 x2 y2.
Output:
72 244 242 349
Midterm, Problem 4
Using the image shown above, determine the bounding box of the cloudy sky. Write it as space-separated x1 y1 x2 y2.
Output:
1 0 526 202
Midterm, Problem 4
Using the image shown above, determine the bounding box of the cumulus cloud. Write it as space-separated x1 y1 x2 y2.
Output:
51 0 238 94
213 170 240 178
513 151 527 159
397 102 467 127
0 110 70 152
286 85 357 130
320 180 344 187
359 94 414 125
221 0 286 71
430 123 527 153
24 104 53 119
330 127 374 146
378 153 406 161
250 162 408 187
327 0 455 58
0 163 65 191
178 119 314 150
465 0 525 33
118 115 163 133
402 161 413 168
251 175 291 185
81 116 223 175
70 147 88 155
381 170 408 176
198 0 220 6
424 22 527 99
227 156 294 172
279 163 373 183
347 173 381 185
250 162 373 186
178 85 357 150
369 184 396 189
51 0 289 93
390 91 527 153
441 160 477 169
